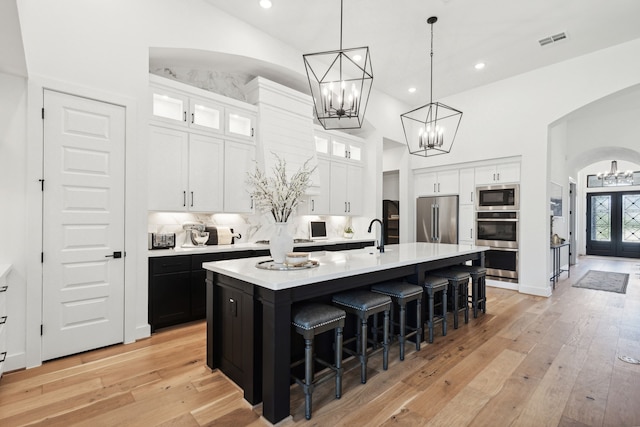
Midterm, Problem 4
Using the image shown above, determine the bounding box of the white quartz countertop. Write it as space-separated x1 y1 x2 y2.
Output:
148 238 375 257
203 242 488 291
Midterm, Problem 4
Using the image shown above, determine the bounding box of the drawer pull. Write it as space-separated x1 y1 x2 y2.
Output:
0 316 6 325
0 286 7 293
0 352 6 363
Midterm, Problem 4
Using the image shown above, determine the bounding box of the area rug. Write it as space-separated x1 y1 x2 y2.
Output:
572 270 629 294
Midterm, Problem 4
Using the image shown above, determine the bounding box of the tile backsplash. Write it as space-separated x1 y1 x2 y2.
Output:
148 212 371 246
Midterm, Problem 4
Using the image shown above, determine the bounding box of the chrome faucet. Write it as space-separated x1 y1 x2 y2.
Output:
367 218 385 253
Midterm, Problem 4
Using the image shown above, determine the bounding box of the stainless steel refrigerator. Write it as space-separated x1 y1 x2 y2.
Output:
416 195 459 243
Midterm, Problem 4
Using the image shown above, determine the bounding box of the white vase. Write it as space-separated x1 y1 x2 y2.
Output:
270 222 293 264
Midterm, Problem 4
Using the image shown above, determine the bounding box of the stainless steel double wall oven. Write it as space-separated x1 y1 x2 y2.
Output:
476 184 519 282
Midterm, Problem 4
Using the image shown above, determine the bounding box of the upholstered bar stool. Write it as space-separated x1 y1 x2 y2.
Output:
448 265 487 318
422 275 449 343
291 303 346 420
431 269 470 329
332 290 391 384
371 281 423 361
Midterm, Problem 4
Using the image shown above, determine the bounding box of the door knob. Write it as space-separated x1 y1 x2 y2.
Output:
105 251 122 259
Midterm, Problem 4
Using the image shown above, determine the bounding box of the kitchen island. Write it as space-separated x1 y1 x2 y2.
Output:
203 242 488 424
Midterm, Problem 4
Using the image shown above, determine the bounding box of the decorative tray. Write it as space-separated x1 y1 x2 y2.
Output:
256 259 319 271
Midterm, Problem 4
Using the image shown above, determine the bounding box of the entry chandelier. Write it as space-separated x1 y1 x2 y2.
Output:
401 17 462 157
303 0 373 130
598 160 634 186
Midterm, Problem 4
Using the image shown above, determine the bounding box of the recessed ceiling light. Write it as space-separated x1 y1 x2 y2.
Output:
352 54 362 61
259 0 272 9
474 62 485 70
408 87 416 93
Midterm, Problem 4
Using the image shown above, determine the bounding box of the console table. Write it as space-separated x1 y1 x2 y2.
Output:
550 242 570 289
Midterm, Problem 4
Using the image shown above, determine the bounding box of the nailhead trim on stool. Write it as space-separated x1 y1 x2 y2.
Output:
422 275 449 343
448 265 487 318
332 290 391 384
291 303 346 420
432 269 470 329
371 281 423 361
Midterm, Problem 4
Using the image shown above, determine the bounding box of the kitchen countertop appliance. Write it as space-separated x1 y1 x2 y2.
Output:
182 222 206 247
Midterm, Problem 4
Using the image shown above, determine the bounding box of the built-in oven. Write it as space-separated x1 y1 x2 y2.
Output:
476 211 519 281
476 184 519 211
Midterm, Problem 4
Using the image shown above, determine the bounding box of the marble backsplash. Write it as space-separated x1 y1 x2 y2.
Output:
148 212 372 247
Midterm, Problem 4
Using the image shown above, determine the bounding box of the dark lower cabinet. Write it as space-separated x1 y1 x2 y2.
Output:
149 241 375 332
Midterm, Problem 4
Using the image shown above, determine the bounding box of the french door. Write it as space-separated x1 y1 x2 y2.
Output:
586 192 640 258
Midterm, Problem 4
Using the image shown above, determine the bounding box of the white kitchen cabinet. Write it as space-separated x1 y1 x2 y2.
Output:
330 162 363 215
475 162 520 185
458 204 475 244
0 265 10 379
332 137 362 162
224 140 255 213
151 86 224 134
459 168 475 205
225 108 256 141
305 157 331 215
414 169 459 197
148 126 224 212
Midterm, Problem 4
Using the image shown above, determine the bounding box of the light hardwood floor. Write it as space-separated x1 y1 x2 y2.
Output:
1 256 639 426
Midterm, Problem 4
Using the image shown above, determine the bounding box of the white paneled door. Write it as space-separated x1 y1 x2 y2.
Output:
42 90 125 361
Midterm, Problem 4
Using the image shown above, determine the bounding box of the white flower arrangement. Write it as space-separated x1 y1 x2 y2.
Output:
246 154 316 223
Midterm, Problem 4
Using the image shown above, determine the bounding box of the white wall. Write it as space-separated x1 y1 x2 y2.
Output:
0 73 27 370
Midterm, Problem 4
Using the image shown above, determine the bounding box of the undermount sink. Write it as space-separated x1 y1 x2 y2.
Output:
255 238 314 244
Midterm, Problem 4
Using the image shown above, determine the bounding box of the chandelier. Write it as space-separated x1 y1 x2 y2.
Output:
303 0 373 130
401 17 462 157
597 160 634 186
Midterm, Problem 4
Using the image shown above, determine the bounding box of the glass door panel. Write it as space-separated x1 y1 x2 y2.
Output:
587 192 640 258
590 195 611 241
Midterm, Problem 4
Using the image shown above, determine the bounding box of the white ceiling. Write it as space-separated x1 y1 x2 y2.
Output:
202 0 640 106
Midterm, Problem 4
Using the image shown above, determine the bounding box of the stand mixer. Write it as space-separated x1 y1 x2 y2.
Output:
181 222 208 247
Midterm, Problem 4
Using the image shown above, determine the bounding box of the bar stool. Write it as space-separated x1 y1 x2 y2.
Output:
371 281 423 360
448 265 487 318
291 303 346 420
422 275 449 343
332 290 391 384
432 269 470 329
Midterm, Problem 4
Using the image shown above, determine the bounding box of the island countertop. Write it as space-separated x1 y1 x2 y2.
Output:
203 242 489 291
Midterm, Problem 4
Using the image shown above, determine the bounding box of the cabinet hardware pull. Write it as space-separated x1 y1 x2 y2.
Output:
311 199 315 211
0 352 6 363
191 113 194 124
433 183 436 193
344 202 347 212
183 191 186 207
191 191 194 207
348 202 351 212
183 111 187 122
251 128 254 137
0 316 7 325
497 172 500 180
493 173 496 181
438 183 441 192
0 285 7 293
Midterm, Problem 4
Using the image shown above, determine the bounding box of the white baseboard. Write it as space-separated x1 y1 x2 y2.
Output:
486 278 518 291
4 351 26 372
135 324 151 341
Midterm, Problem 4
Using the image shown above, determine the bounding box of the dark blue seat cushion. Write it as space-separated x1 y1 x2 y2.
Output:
332 290 391 312
371 281 423 299
448 265 487 276
291 303 346 331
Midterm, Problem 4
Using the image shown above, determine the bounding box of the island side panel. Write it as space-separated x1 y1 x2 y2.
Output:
257 286 292 424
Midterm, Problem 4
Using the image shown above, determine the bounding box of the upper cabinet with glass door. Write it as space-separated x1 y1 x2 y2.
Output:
331 136 362 163
149 75 256 141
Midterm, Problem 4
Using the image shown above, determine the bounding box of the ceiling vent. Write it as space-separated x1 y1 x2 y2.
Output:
538 32 568 47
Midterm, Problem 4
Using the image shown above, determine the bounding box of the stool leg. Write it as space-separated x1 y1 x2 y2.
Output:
304 338 314 420
472 277 479 318
480 276 486 313
427 287 435 343
416 298 422 351
383 309 389 371
442 287 447 337
335 326 343 399
372 313 379 349
463 281 469 324
451 282 459 329
398 302 406 361
360 316 368 384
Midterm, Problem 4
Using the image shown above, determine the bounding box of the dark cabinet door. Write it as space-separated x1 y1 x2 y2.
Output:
150 271 191 330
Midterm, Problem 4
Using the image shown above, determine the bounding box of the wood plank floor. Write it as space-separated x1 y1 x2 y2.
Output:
2 256 639 426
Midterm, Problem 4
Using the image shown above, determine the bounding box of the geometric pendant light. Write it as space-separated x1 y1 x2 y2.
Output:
401 17 462 157
303 0 373 130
